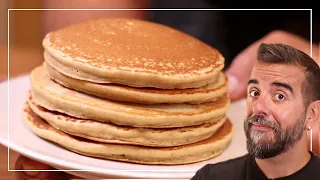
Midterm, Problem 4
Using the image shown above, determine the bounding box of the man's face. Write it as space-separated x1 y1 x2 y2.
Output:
245 61 307 159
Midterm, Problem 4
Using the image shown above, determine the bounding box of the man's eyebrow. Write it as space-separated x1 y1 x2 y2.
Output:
248 79 258 85
271 81 294 94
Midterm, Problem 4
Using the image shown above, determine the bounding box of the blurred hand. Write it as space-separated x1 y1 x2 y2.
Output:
225 30 319 101
14 156 81 180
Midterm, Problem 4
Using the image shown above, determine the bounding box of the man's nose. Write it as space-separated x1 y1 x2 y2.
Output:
252 94 271 116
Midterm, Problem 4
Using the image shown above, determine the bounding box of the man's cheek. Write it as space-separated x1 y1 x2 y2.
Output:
272 107 295 125
245 103 253 118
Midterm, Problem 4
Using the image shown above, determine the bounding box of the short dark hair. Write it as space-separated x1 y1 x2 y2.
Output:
257 43 320 106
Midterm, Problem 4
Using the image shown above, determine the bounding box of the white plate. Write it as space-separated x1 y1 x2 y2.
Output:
0 75 248 179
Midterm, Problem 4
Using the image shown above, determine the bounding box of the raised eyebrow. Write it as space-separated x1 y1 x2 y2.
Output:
271 81 294 94
248 79 258 86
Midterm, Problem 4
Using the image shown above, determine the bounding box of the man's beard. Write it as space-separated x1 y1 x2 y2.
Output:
244 113 305 159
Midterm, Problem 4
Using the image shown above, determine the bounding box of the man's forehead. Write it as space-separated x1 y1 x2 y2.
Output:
250 62 305 82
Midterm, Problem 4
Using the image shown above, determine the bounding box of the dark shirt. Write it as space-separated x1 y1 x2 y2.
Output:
191 152 320 180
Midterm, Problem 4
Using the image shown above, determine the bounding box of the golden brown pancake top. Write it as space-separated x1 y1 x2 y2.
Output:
44 18 224 76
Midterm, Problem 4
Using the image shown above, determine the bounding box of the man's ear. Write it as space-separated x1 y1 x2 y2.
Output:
306 100 320 129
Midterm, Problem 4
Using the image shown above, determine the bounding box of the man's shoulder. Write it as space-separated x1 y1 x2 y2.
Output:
310 152 320 167
191 154 250 180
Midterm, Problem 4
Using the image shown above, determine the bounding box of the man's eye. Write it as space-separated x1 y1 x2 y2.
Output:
274 93 286 101
249 90 259 97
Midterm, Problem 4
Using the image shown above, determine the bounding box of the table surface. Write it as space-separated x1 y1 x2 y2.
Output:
0 145 20 180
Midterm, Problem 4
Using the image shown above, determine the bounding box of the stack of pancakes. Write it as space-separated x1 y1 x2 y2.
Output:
23 18 234 165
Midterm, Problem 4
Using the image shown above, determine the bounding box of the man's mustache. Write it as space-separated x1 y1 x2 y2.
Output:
246 115 279 130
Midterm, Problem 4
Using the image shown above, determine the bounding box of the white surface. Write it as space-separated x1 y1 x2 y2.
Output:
0 75 248 179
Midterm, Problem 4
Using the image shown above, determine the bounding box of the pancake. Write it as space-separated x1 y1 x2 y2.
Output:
23 103 234 165
28 100 227 147
44 61 228 104
30 66 230 128
42 18 224 89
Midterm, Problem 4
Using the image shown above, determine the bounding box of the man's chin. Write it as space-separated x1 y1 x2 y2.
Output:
253 154 277 159
247 146 278 159
249 131 275 144
246 139 285 159
249 149 284 159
